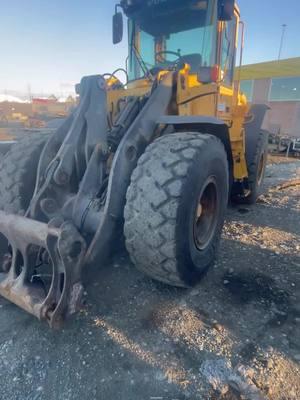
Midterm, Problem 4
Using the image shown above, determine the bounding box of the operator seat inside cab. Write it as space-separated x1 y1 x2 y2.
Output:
179 53 203 73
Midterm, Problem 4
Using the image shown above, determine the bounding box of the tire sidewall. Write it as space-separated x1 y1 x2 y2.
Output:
248 133 268 201
176 143 229 285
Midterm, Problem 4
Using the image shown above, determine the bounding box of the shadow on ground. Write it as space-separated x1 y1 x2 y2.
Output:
0 162 299 400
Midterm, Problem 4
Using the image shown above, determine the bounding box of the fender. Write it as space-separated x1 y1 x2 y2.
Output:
244 104 270 165
157 115 226 127
157 115 234 182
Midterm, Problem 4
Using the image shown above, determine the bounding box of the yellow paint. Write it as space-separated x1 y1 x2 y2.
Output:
11 113 29 122
107 68 249 181
105 4 250 182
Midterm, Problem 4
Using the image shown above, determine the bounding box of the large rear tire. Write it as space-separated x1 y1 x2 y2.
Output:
244 131 268 204
124 133 229 287
233 131 268 205
0 133 49 270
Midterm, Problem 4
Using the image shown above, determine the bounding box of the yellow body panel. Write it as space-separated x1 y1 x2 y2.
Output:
107 71 249 181
106 5 249 181
175 68 249 180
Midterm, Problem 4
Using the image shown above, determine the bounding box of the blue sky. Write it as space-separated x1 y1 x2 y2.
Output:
0 0 299 94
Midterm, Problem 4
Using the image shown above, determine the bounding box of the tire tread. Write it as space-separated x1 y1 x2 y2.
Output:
124 132 227 287
0 134 49 214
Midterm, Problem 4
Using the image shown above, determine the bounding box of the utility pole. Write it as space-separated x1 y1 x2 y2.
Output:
27 83 32 102
278 24 287 61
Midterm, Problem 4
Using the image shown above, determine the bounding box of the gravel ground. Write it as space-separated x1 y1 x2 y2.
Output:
0 158 299 400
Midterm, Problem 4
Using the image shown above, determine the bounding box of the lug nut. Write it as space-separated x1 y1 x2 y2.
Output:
55 170 69 185
40 198 57 214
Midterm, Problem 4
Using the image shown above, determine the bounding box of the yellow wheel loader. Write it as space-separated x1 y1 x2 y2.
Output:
0 0 269 327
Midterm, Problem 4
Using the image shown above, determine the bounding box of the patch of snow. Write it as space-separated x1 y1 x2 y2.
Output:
0 94 29 103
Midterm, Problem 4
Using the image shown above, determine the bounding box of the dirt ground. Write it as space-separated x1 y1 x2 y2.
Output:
0 157 299 400
0 128 14 141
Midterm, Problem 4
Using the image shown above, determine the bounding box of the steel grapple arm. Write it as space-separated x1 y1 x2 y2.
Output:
0 212 86 328
0 73 175 326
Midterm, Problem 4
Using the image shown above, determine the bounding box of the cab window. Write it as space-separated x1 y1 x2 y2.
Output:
220 15 237 86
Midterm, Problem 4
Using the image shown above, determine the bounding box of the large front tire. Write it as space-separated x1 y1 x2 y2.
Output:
0 134 49 270
124 133 229 287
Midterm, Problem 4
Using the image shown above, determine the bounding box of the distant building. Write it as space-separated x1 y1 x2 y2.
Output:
32 97 75 117
238 57 300 138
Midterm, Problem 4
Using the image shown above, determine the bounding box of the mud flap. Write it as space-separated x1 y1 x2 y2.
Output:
0 211 86 328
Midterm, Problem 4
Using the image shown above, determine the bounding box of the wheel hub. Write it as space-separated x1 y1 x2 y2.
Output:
193 177 219 251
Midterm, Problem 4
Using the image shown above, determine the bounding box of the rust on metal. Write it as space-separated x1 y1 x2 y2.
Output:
0 211 86 328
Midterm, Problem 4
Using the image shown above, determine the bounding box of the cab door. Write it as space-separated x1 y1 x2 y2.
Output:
217 11 239 121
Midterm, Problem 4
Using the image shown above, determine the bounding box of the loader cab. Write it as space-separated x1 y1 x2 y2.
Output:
116 0 238 88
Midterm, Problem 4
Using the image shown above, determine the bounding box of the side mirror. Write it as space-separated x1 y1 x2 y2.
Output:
218 0 235 21
113 11 123 44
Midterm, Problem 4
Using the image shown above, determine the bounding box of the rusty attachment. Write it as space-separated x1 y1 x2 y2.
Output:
0 211 86 328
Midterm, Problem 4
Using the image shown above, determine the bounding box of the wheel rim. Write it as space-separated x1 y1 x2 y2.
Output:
0 233 9 272
193 177 219 251
257 152 266 186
